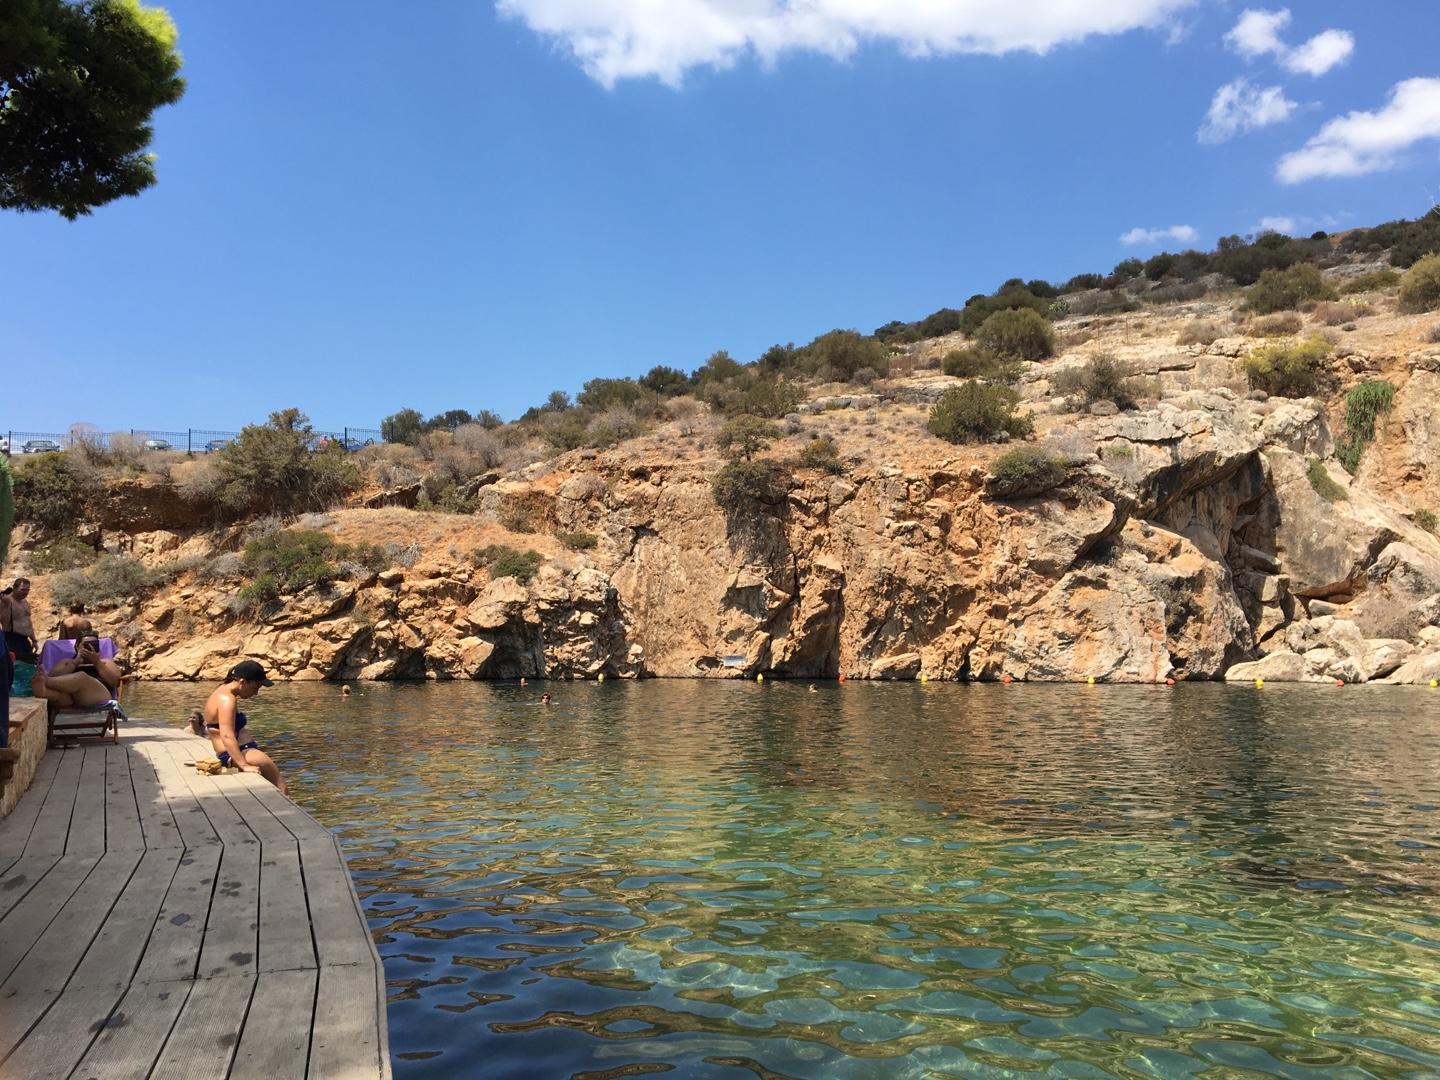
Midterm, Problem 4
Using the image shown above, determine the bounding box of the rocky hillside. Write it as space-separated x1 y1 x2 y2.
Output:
13 267 1440 685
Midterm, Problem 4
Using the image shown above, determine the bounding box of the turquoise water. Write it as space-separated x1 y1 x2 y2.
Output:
130 681 1440 1079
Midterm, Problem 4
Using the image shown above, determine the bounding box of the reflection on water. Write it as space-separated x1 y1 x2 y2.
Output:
130 681 1440 1079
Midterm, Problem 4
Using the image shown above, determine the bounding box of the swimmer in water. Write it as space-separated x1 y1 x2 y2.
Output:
341 684 351 697
540 692 552 705
808 684 818 693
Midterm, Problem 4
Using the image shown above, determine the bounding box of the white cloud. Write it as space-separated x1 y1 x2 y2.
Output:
1120 224 1200 247
1256 215 1296 234
1278 77 1440 183
1283 28 1353 76
1222 8 1352 77
1224 8 1289 58
496 0 1196 88
1198 78 1296 144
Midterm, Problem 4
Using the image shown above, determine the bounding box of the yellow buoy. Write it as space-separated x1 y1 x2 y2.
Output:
597 672 605 683
1431 679 1438 689
1255 678 1264 688
1087 676 1096 685
757 672 764 682
919 673 928 683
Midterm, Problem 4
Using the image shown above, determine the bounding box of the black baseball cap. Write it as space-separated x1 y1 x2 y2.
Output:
228 659 274 686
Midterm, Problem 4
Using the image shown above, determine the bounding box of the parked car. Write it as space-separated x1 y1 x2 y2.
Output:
22 438 63 454
204 438 229 453
142 438 173 451
0 435 9 455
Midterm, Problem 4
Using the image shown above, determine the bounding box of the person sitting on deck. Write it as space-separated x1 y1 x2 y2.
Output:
33 635 122 711
57 603 93 641
203 659 287 793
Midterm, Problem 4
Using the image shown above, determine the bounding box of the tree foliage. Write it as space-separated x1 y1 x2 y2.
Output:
216 409 358 516
927 384 1032 444
1 0 185 219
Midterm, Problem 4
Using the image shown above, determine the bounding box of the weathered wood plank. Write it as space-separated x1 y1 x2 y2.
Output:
126 733 184 849
238 773 335 845
63 744 109 857
0 748 61 861
0 981 123 1079
309 961 383 1080
22 747 84 856
71 978 191 1078
229 967 317 1080
300 839 376 968
69 846 183 991
133 844 222 985
134 737 221 849
158 737 260 844
0 853 60 922
259 844 318 972
198 839 261 979
0 853 100 985
103 742 145 853
2 849 139 991
148 971 256 1080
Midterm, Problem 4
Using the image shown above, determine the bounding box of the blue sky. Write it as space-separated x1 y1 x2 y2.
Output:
6 1 1439 435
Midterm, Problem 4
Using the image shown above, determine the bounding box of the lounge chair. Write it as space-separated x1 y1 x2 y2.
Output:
39 638 126 746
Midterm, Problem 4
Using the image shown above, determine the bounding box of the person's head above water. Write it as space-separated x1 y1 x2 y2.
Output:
225 659 274 698
540 692 552 704
341 684 351 696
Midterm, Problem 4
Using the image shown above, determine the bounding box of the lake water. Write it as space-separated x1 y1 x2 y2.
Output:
128 680 1440 1079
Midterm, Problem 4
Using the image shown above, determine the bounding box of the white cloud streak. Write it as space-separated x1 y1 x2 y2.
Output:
1120 224 1200 247
1222 8 1353 76
1278 77 1440 184
496 0 1196 88
1198 78 1296 144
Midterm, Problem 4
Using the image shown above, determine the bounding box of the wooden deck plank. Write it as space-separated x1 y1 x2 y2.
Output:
238 773 335 844
2 849 140 992
229 968 317 1080
22 747 84 856
134 737 222 849
0 853 60 922
0 854 100 985
259 844 319 972
300 839 376 968
0 981 124 1079
148 971 256 1080
309 961 384 1080
71 978 191 1079
0 748 61 861
68 846 183 992
64 744 110 857
126 733 185 849
133 844 222 985
103 742 145 853
198 839 261 979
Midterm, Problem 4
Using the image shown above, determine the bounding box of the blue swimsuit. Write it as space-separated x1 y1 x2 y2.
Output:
207 710 259 765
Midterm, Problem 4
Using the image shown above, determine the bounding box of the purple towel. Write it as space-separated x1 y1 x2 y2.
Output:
39 637 118 674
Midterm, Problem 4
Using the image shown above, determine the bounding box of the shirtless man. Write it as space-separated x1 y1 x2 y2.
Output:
57 603 93 641
1 578 36 663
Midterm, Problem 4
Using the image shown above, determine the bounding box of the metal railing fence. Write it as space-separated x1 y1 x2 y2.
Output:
2 426 386 454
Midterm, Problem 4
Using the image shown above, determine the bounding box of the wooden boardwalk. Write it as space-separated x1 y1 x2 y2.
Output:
0 719 390 1079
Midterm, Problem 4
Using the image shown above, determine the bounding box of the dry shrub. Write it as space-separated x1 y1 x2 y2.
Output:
105 433 146 468
358 443 424 489
171 457 222 503
452 423 504 468
1176 320 1224 346
1246 312 1304 338
1311 300 1372 326
1055 328 1096 350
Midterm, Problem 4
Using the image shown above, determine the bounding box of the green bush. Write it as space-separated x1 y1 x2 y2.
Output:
232 574 281 614
12 452 87 530
986 446 1067 499
797 330 890 381
241 528 385 594
1335 380 1395 474
556 531 598 551
1243 263 1335 314
916 308 965 339
1398 254 1440 314
576 377 651 412
718 415 778 460
1246 312 1304 338
50 554 155 609
794 436 843 474
927 383 1032 444
639 365 693 396
974 308 1055 360
483 546 543 583
1416 509 1438 534
1306 458 1348 503
711 458 787 511
958 287 1053 336
1051 354 1139 409
1339 270 1400 294
217 411 359 516
28 537 96 573
941 348 1018 382
1240 336 1332 397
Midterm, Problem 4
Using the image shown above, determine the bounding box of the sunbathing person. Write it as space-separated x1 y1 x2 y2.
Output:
35 637 121 710
57 603 94 641
203 660 287 793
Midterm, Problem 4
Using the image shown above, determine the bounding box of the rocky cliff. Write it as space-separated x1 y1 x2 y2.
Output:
15 291 1440 685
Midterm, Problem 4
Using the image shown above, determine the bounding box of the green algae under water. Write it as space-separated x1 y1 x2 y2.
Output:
129 680 1440 1079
